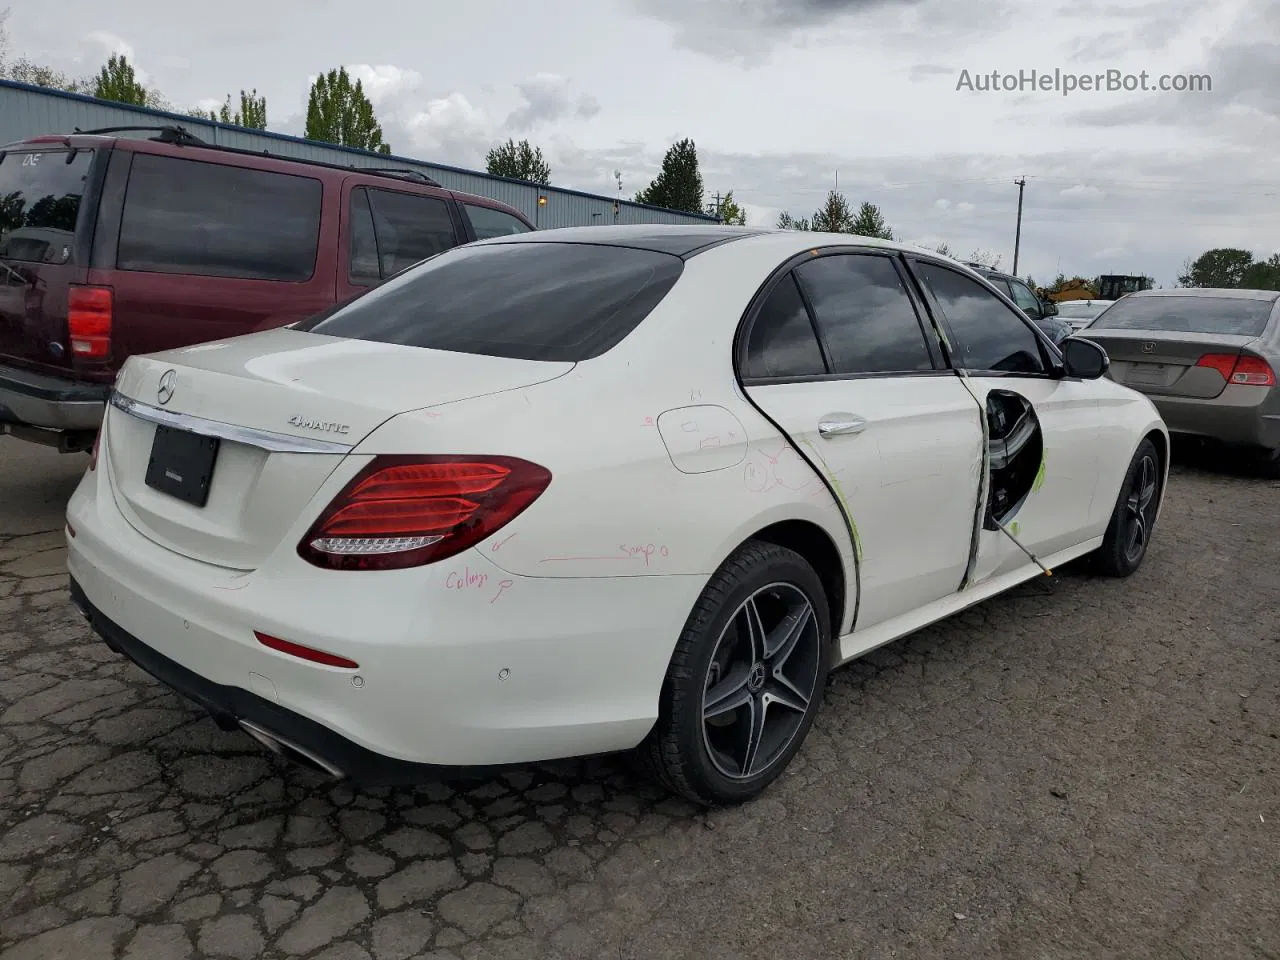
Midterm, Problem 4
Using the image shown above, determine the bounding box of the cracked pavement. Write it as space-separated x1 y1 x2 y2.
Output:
1 436 1277 959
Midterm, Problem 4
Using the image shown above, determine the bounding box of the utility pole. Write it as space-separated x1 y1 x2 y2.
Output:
1013 176 1026 275
706 192 723 220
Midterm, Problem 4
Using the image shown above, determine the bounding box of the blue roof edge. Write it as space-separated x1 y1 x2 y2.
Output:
0 78 719 221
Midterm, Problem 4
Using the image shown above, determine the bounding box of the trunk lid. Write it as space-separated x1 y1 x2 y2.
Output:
104 328 574 570
0 144 99 375
1085 329 1257 398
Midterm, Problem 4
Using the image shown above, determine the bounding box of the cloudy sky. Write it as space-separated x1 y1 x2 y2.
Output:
7 0 1279 286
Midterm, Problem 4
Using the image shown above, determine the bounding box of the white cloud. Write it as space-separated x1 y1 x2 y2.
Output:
1060 184 1104 198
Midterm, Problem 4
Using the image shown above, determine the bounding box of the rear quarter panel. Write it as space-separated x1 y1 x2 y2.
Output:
349 244 856 594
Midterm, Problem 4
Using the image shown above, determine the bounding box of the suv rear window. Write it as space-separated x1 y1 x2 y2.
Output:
0 148 94 264
300 241 683 362
1094 295 1276 337
117 154 322 281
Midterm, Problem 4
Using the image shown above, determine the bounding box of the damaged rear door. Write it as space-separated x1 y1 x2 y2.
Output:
738 250 985 632
906 258 1108 586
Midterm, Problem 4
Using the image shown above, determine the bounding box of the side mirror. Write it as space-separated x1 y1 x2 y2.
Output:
1040 298 1059 317
1062 337 1109 379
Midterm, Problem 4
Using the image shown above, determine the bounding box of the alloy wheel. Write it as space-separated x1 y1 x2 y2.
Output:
1123 454 1158 563
701 582 822 781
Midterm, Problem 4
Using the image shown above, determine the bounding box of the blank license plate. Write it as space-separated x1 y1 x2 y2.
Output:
144 425 219 507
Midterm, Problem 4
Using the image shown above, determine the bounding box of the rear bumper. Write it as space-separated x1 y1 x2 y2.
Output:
65 457 704 780
68 578 449 784
1146 385 1280 451
0 364 108 432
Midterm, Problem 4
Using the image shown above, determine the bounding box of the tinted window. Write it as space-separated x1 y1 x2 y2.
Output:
794 254 933 375
117 155 321 280
1091 295 1275 337
365 188 456 276
348 189 380 284
301 242 682 362
1008 279 1040 312
986 276 1011 297
465 203 531 239
915 262 1046 374
743 274 826 379
0 148 93 264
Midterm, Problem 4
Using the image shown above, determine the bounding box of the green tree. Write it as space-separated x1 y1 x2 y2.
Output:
714 190 746 225
776 211 811 230
634 138 703 214
849 201 894 239
93 54 149 106
305 67 391 154
1240 253 1280 290
191 89 267 130
810 189 854 232
1177 248 1254 287
484 138 551 184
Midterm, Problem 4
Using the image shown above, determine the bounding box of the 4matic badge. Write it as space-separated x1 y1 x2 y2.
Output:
288 416 350 435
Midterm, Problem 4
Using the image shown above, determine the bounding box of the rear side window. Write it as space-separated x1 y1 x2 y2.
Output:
985 276 1012 297
793 254 934 375
0 148 94 264
465 203 531 239
363 187 458 277
117 154 322 281
302 242 683 362
743 274 827 380
1092 295 1276 337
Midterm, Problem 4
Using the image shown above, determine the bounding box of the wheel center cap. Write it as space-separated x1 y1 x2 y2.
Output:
747 662 766 691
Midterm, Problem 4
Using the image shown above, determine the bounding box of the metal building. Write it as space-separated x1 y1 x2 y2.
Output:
0 79 717 228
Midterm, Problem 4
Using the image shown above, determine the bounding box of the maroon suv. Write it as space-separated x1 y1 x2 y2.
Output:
0 126 534 452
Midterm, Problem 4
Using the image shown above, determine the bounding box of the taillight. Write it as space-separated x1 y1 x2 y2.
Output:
67 285 113 360
88 429 101 471
1197 353 1276 386
298 455 552 571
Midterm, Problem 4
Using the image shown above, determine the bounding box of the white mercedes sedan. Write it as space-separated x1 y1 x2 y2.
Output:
66 225 1169 806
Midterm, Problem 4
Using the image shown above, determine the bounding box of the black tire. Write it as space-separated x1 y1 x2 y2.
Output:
640 540 832 806
1247 446 1280 479
1092 437 1161 577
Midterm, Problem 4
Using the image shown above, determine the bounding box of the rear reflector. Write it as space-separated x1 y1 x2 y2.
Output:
1197 353 1276 387
298 455 552 571
67 285 113 360
254 631 359 669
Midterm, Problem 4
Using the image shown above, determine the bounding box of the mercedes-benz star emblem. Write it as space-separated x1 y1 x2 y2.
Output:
157 369 177 405
1141 342 1155 354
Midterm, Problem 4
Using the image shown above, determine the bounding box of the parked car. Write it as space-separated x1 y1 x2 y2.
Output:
67 225 1168 805
1055 298 1115 331
0 126 534 453
960 262 1071 346
1081 288 1280 473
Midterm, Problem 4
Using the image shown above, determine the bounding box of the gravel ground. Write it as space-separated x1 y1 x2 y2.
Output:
1 436 1276 960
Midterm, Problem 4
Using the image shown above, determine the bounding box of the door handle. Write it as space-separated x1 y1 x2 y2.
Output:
817 414 868 438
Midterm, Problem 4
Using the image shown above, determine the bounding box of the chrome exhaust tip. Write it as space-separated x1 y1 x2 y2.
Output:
238 719 345 779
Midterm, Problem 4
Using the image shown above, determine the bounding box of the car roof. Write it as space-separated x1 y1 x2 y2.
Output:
1128 288 1280 302
3 130 529 217
471 224 949 261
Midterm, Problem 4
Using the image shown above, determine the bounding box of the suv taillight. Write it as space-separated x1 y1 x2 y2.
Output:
1197 353 1276 386
67 285 113 360
297 455 552 571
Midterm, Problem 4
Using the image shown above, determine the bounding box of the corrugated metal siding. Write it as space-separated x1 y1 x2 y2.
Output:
0 80 716 228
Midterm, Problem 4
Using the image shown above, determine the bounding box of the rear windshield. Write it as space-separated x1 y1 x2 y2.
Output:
299 241 684 361
0 148 94 264
1092 295 1276 336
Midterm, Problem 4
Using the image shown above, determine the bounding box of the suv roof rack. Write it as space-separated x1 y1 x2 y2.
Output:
64 127 458 195
354 167 441 187
963 260 996 272
73 125 208 146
